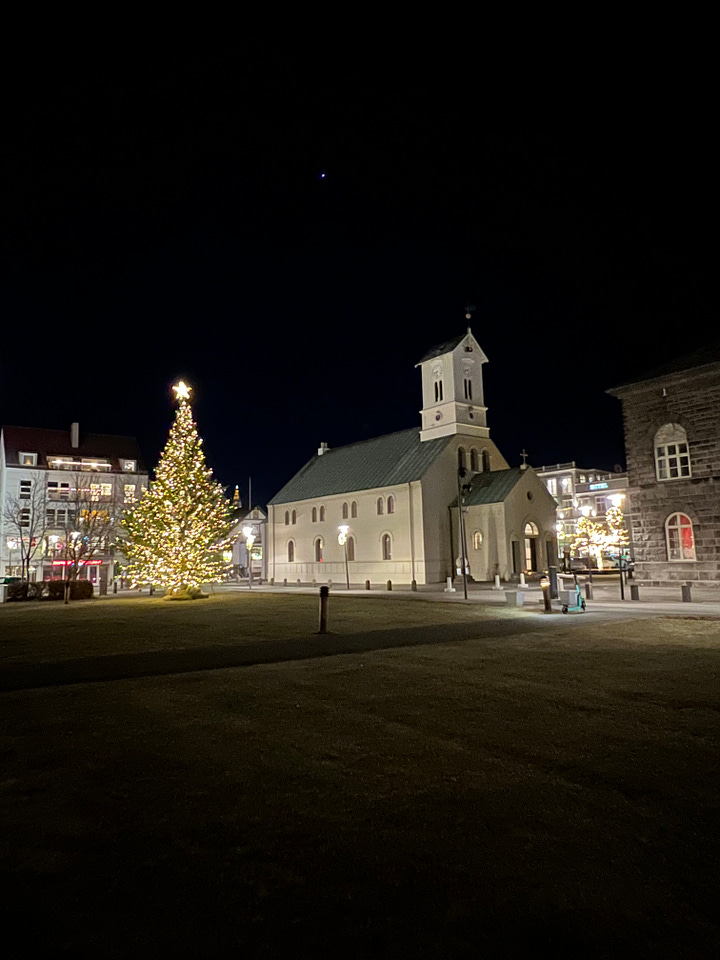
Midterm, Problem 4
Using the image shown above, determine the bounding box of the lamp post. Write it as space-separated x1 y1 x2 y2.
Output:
457 468 470 600
338 525 350 589
243 526 256 589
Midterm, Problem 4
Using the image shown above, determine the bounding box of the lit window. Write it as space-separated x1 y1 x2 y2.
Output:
124 485 136 502
90 484 101 501
382 534 392 560
19 452 37 466
666 513 696 560
524 522 539 536
287 540 295 562
120 459 137 473
100 483 112 498
377 498 384 516
387 495 395 515
351 501 357 518
546 478 557 496
473 530 483 550
655 424 691 480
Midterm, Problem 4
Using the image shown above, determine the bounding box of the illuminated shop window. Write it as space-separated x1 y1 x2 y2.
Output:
666 513 696 560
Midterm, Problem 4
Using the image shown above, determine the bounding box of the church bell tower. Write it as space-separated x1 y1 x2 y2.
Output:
417 328 490 442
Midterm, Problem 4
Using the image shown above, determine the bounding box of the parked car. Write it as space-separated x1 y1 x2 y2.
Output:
0 576 22 585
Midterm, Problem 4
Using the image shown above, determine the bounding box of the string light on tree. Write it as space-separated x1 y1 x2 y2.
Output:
122 380 232 599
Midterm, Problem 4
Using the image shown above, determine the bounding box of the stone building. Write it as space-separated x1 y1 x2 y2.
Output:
608 348 720 584
266 330 556 585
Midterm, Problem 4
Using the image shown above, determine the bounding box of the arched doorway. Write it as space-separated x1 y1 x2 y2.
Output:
524 522 539 572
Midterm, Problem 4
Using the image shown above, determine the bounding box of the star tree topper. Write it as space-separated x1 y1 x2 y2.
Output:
173 380 192 401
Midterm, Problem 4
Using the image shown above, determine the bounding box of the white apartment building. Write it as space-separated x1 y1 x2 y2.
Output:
0 422 148 589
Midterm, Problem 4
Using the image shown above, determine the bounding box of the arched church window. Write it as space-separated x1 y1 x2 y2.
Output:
463 378 472 400
342 502 348 519
524 522 539 571
473 530 483 550
457 447 466 471
351 501 357 518
434 380 444 402
377 497 384 515
284 511 290 526
524 522 539 536
481 449 491 472
346 536 355 561
312 507 317 523
287 540 295 562
387 495 395 514
666 513 696 560
655 424 691 480
291 510 297 524
382 534 392 560
319 505 326 521
315 538 324 562
470 448 479 472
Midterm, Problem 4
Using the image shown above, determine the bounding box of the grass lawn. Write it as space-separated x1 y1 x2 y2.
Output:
0 595 719 957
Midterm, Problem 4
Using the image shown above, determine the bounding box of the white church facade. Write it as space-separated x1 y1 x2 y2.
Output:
267 330 556 585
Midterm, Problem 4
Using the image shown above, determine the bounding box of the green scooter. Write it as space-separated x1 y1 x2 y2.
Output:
562 579 587 614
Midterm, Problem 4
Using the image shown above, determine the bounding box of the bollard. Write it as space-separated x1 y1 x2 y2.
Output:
519 572 526 587
113 581 118 594
630 584 640 601
548 565 558 599
493 574 502 590
365 580 371 590
444 577 456 593
540 576 552 613
297 578 301 587
585 581 593 600
681 583 692 602
312 579 316 586
149 585 154 596
411 580 417 592
270 577 274 586
386 580 392 591
283 578 287 587
318 585 329 633
328 579 333 587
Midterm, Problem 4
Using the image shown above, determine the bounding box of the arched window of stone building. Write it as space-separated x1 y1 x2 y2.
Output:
457 447 466 471
470 448 479 472
482 449 491 472
319 505 326 521
312 507 317 523
291 510 297 524
666 513 696 560
351 501 358 518
655 424 691 480
315 538 324 562
382 534 392 560
287 540 295 562
387 495 395 514
342 502 349 519
473 530 483 550
346 536 355 561
284 511 289 525
377 497 384 515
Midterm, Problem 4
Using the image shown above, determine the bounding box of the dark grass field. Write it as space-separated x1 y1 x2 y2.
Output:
1 594 719 957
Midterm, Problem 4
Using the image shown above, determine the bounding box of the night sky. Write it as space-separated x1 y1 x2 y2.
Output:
2 44 714 507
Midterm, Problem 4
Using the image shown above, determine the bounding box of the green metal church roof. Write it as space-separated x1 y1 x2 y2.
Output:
268 428 452 505
459 466 526 505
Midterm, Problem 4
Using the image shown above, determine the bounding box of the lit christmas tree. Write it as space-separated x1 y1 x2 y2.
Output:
122 381 232 599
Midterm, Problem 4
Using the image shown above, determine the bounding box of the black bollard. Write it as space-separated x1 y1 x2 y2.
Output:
630 584 640 601
411 580 417 592
681 583 692 602
585 581 593 600
548 565 558 600
540 576 552 613
318 585 329 633
386 580 392 591
365 580 371 590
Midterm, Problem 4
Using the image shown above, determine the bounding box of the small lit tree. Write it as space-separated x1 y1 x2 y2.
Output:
122 381 232 599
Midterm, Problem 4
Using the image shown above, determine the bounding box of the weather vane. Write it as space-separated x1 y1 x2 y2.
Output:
172 380 192 401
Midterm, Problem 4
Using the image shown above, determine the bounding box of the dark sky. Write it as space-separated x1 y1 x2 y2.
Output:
1 43 714 506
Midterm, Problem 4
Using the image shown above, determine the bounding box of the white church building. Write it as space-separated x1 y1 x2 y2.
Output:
267 330 556 585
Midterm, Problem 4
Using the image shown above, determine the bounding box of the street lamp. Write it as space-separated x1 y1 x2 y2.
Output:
242 526 256 589
338 525 350 589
